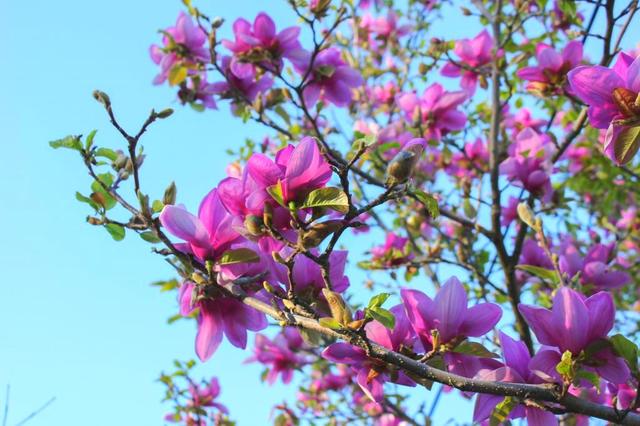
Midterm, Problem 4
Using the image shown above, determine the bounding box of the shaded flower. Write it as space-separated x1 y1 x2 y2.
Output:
517 41 583 96
296 48 364 107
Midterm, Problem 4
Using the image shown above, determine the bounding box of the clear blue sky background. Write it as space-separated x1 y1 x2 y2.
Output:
2 1 638 425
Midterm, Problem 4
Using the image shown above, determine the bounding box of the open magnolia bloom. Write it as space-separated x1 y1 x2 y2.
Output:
569 51 640 164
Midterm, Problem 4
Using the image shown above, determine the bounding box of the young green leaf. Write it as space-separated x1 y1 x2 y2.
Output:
301 187 349 214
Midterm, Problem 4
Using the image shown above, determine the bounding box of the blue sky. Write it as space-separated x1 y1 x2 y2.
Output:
2 1 639 425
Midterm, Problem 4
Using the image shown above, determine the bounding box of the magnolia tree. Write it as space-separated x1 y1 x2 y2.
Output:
51 0 640 424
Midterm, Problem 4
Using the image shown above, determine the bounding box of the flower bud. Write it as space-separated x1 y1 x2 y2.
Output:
211 17 224 29
156 108 174 119
244 215 264 236
263 203 273 228
92 90 111 107
113 152 128 170
517 202 538 230
613 87 640 118
163 181 177 206
322 288 352 325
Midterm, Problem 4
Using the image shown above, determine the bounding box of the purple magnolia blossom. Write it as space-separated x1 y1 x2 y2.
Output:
178 282 268 361
559 242 631 290
245 327 308 384
397 83 467 141
177 76 218 110
159 188 240 262
367 11 411 42
500 128 554 201
245 136 333 204
517 41 583 95
322 305 417 403
222 13 308 75
274 249 350 296
296 47 364 107
446 138 489 180
474 332 557 426
441 30 495 94
150 12 210 85
211 55 274 104
371 232 414 267
503 106 546 137
187 377 229 414
401 277 502 347
568 51 640 164
401 277 503 379
519 287 630 384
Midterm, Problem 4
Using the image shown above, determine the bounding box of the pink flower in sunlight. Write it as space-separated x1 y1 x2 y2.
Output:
222 12 308 75
441 30 495 94
517 40 583 95
397 83 467 141
296 48 364 107
179 282 268 361
568 51 640 164
150 12 210 85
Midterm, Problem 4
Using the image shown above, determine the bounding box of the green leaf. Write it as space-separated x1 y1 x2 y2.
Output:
412 189 439 218
301 187 349 214
575 369 600 388
85 130 97 150
91 173 117 210
516 264 560 284
614 126 640 165
152 200 164 213
319 317 342 330
266 184 286 207
610 334 639 372
453 341 500 358
353 134 377 149
367 307 395 329
49 135 82 151
105 223 125 241
218 248 260 265
75 191 99 211
367 293 391 309
490 397 515 426
556 350 574 378
140 231 161 243
95 147 118 161
151 279 179 292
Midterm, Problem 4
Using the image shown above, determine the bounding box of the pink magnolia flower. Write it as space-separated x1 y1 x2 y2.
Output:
441 30 495 94
559 243 631 290
474 332 558 425
179 282 268 361
501 196 520 227
500 128 554 201
519 287 630 384
371 232 414 266
159 188 240 262
245 328 308 384
401 277 503 378
150 12 210 85
188 377 229 414
517 41 583 95
568 51 640 164
245 136 333 204
368 12 411 40
296 47 364 107
401 277 502 346
397 83 467 141
274 249 350 296
446 138 489 180
211 55 274 104
222 13 308 75
503 107 546 137
177 76 218 110
322 305 417 403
